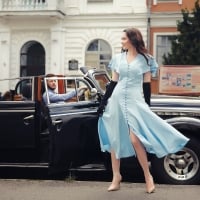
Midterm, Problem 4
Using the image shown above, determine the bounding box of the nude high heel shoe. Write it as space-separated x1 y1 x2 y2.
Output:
107 175 122 192
146 176 155 194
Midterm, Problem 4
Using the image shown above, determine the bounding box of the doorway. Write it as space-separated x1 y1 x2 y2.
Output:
20 41 45 76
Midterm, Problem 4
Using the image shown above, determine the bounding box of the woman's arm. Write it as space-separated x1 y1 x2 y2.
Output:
111 71 119 82
143 71 151 82
97 70 119 116
143 71 151 106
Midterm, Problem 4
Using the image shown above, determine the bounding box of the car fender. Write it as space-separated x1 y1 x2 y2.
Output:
166 116 200 138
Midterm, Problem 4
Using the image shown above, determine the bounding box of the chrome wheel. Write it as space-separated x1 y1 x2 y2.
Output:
164 147 199 181
151 137 200 184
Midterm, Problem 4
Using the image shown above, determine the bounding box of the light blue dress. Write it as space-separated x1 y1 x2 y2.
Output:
98 52 189 159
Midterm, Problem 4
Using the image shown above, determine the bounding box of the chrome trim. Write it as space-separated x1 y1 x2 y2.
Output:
0 163 48 168
0 110 35 113
151 107 200 116
50 110 96 118
166 116 200 124
153 112 200 117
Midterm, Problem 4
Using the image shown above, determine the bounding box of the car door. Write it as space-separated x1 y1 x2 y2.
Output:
0 78 38 162
44 77 102 173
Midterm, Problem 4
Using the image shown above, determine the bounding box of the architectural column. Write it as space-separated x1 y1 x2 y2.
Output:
50 26 66 75
0 29 11 91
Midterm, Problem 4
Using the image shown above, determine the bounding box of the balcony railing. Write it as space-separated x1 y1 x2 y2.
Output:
0 0 65 13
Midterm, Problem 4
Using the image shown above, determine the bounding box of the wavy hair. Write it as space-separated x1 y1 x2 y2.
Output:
123 28 150 65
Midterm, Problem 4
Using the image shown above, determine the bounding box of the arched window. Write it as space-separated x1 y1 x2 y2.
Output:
20 41 45 77
85 39 112 72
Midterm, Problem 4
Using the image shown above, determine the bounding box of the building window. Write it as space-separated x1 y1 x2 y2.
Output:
156 35 174 66
85 39 112 72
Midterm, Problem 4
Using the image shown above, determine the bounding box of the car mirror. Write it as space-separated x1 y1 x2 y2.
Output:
90 88 97 97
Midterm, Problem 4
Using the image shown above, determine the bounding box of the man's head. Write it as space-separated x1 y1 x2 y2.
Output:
45 74 57 90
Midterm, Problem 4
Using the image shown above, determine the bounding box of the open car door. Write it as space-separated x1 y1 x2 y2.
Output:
44 76 102 174
0 78 39 162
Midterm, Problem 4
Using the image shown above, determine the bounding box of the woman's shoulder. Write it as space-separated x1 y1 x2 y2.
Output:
109 53 125 64
138 53 157 64
108 53 125 72
113 52 125 59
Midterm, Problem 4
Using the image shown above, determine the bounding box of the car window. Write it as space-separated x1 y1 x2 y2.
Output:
74 79 94 102
0 77 33 101
15 78 33 100
93 73 110 92
65 78 95 102
44 77 95 105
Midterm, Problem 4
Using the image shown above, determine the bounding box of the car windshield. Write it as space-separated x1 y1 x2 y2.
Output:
93 73 110 92
0 77 33 101
43 76 94 105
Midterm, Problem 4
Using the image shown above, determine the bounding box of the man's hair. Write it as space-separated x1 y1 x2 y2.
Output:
45 73 56 78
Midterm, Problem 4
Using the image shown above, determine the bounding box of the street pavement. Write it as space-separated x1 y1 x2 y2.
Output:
0 179 199 200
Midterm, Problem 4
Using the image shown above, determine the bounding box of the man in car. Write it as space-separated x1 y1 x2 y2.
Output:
43 74 86 104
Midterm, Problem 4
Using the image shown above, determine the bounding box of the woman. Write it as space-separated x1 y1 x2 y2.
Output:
97 28 189 193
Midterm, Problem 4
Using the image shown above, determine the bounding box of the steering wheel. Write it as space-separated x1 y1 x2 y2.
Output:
78 87 88 101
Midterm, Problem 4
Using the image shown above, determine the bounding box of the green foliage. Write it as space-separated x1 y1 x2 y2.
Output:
163 0 200 65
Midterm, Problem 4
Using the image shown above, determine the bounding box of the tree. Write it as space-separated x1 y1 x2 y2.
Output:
163 0 200 65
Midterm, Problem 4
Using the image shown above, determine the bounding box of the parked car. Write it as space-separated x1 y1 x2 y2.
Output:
0 67 200 184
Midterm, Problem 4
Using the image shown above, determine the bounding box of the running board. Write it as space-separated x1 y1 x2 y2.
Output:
69 164 106 172
0 163 106 171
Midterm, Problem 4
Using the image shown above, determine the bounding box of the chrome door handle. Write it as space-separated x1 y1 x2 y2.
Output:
24 115 34 120
52 119 63 132
52 119 63 125
23 115 34 125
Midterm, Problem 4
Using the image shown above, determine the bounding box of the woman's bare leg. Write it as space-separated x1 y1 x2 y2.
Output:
108 150 122 191
130 130 155 193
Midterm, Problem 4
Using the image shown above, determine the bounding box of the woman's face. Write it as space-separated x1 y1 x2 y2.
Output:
121 32 132 50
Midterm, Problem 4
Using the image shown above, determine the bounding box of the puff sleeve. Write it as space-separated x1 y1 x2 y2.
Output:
138 55 151 75
149 55 158 77
108 53 122 73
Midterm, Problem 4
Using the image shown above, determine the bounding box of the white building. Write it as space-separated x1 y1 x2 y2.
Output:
1 0 189 94
0 0 147 88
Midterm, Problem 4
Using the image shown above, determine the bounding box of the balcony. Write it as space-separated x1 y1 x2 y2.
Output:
0 0 65 18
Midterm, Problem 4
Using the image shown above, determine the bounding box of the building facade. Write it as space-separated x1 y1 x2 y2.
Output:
150 0 195 65
149 0 196 92
0 0 196 92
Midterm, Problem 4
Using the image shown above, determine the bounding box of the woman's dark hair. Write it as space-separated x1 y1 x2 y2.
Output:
123 28 150 65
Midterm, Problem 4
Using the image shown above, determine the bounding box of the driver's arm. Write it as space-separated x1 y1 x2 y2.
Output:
49 90 76 103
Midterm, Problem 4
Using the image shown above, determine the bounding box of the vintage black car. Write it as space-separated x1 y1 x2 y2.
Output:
0 68 200 185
